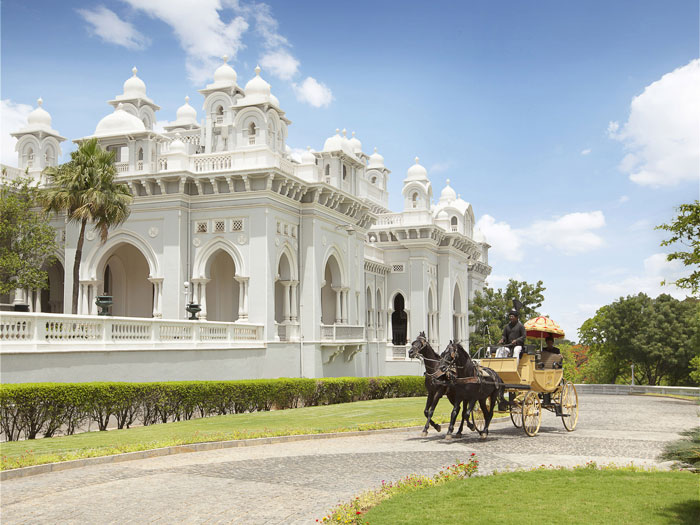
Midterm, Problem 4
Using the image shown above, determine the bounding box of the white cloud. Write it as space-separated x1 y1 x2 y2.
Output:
260 50 299 80
593 253 691 299
618 195 629 204
609 59 700 187
152 120 169 133
1 99 33 167
293 77 333 108
286 146 309 163
476 215 523 262
77 6 149 50
580 148 591 155
477 211 605 261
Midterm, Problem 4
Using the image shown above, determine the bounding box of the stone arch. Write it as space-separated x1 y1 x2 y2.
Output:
390 290 408 345
203 93 233 116
83 230 159 281
275 250 293 324
321 251 344 325
375 288 383 333
192 237 245 279
40 258 64 313
204 249 239 322
100 243 153 318
365 286 373 327
16 136 41 170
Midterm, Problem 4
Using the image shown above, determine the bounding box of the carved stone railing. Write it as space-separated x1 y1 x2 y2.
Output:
276 322 300 342
192 153 233 173
320 324 364 342
115 162 129 173
375 213 403 227
0 313 264 352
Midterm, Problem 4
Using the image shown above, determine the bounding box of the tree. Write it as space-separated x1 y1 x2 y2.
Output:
656 200 700 296
41 138 132 314
578 293 699 385
468 279 545 352
0 175 58 297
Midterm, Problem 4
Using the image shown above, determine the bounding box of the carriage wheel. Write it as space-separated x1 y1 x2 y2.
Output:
509 393 523 428
522 391 542 437
472 398 489 433
560 381 579 431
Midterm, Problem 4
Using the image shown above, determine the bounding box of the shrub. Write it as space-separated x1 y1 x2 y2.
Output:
0 376 426 441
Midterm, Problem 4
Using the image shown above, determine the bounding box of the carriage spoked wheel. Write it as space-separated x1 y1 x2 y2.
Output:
509 393 523 428
471 398 490 433
559 381 579 431
522 391 542 437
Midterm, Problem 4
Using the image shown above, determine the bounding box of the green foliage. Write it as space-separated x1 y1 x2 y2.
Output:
468 279 546 352
656 200 700 296
660 427 700 471
578 293 700 385
0 175 58 295
0 376 426 441
41 138 132 313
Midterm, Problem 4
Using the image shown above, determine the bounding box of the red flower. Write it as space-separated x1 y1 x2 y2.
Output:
356 511 362 515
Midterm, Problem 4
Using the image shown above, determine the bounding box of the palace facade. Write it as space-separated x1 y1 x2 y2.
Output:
2 57 491 382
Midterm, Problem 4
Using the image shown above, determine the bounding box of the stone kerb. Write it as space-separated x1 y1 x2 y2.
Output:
574 383 700 397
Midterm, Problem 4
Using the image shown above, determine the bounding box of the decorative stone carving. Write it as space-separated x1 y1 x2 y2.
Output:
237 234 247 245
148 226 159 238
193 238 201 247
86 231 95 241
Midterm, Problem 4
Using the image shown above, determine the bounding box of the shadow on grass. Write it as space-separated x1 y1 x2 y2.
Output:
655 499 700 524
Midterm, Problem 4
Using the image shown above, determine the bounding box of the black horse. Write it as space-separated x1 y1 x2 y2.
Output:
441 340 504 440
408 332 452 436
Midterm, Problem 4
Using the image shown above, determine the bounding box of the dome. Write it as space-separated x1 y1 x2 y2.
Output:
169 133 186 154
122 67 147 99
367 147 385 169
94 103 146 136
26 98 52 130
474 228 486 243
213 55 237 86
175 95 197 124
323 128 355 157
301 146 316 164
439 179 457 203
405 157 428 182
349 131 362 154
245 66 271 96
270 93 280 107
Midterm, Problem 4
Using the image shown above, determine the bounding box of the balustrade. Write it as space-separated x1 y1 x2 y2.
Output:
320 324 364 342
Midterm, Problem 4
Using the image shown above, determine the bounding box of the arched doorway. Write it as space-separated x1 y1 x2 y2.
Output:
41 259 64 313
453 284 463 342
391 293 407 345
275 253 292 323
321 255 343 324
205 250 239 322
103 243 153 318
427 287 436 343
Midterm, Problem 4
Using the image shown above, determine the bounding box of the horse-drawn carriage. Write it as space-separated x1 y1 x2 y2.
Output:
409 315 579 439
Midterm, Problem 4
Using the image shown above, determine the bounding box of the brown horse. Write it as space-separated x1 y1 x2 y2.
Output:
442 340 504 440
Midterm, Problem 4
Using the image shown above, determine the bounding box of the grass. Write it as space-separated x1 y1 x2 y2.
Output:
1 396 502 470
360 467 699 525
637 393 699 402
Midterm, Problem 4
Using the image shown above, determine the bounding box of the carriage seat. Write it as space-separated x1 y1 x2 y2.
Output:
540 350 563 369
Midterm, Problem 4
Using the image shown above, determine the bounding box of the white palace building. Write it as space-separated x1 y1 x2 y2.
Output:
0 58 491 383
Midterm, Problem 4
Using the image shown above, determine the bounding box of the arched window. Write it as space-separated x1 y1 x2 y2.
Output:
26 147 34 168
217 105 224 115
450 216 458 232
248 122 256 145
137 148 144 161
324 164 330 182
391 293 407 345
412 192 418 209
342 165 347 180
371 176 377 185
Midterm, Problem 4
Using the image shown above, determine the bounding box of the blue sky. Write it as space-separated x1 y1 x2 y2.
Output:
2 0 699 339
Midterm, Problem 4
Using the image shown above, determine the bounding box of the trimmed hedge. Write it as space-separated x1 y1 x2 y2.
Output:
0 376 426 441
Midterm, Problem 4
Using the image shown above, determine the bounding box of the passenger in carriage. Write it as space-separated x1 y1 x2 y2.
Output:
543 335 561 354
495 310 526 360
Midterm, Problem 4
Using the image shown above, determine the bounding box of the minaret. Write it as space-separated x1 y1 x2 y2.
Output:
402 157 432 211
10 98 66 174
108 67 160 130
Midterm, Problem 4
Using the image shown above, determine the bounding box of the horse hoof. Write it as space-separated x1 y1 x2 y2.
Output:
445 434 453 441
479 434 487 440
455 433 462 438
420 431 428 437
435 424 441 432
467 423 474 431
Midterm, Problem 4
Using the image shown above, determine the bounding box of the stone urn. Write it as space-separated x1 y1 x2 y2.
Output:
186 302 201 320
95 295 113 316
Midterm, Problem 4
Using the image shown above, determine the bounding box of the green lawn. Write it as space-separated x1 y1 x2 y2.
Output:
1 396 498 469
362 469 699 524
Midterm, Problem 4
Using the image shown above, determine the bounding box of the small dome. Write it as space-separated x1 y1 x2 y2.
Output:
94 103 146 136
270 93 280 107
245 66 271 97
439 179 457 203
169 133 186 154
368 147 384 169
301 146 316 164
175 95 197 124
122 67 147 99
26 98 52 130
323 128 354 157
474 228 486 243
349 131 362 154
405 156 428 182
213 55 237 86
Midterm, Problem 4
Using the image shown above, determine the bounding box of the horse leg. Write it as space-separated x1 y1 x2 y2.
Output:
458 399 475 436
425 391 443 433
445 393 461 440
421 392 435 436
482 389 499 439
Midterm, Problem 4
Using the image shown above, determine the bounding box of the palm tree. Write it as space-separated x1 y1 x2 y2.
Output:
41 138 133 314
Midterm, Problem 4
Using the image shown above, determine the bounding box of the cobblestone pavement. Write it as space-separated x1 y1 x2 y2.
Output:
1 394 696 524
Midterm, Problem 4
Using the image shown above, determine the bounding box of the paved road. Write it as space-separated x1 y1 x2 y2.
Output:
1 394 696 524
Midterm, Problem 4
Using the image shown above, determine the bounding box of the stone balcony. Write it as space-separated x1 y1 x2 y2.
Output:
0 312 265 352
320 324 364 343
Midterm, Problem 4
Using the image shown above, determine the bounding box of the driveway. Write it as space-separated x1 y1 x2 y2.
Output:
1 394 696 524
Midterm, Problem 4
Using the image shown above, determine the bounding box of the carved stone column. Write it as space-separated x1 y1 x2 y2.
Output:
191 278 209 320
148 277 164 318
290 280 299 322
234 276 249 321
332 286 342 324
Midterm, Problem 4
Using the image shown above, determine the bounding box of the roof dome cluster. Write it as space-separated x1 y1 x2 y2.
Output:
169 133 186 154
405 157 428 182
94 103 146 137
237 66 280 107
322 128 356 157
174 96 197 125
367 147 385 169
300 146 316 165
439 179 457 203
348 131 362 154
25 98 53 131
212 55 237 86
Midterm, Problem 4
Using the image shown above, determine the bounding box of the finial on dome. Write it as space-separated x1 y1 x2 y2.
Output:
342 128 347 136
307 146 311 151
185 95 190 103
335 128 340 134
352 131 356 137
222 55 229 63
117 103 124 110
458 194 462 199
37 97 43 106
446 178 450 185
374 147 378 153
255 65 261 76
415 156 420 164
132 66 138 76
